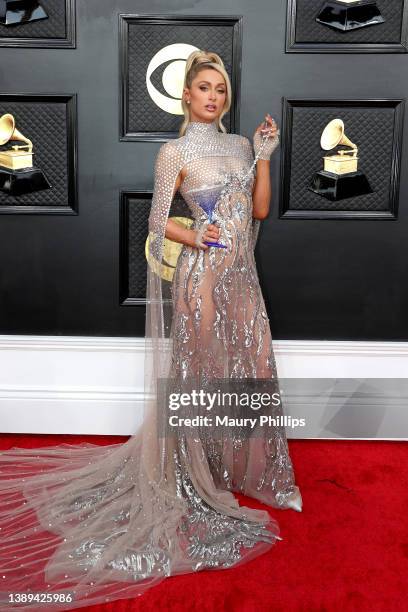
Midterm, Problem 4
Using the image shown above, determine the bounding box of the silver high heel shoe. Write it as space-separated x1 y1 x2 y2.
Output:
284 485 303 512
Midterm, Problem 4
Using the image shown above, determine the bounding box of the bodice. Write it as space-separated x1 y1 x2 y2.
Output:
173 121 255 220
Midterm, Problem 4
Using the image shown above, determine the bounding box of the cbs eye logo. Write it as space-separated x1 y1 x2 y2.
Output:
146 43 199 115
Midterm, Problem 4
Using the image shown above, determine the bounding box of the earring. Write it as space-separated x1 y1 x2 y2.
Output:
186 100 190 104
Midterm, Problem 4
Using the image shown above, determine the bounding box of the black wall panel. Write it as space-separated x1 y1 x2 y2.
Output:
0 0 407 340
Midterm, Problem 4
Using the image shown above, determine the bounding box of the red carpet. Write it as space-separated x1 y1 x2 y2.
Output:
0 434 406 611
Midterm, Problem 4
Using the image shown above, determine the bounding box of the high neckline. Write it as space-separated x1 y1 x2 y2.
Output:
185 120 219 136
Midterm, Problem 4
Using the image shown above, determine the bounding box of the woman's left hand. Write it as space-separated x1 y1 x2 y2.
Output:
253 113 280 161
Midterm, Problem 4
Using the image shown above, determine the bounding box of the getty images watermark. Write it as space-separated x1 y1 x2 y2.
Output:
157 377 306 438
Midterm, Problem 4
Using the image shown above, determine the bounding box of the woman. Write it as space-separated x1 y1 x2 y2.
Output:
0 50 301 611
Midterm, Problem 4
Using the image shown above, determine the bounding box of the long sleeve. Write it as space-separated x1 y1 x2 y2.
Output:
148 141 184 248
241 136 261 251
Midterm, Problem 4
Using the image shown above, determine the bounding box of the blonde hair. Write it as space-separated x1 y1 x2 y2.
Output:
179 50 232 136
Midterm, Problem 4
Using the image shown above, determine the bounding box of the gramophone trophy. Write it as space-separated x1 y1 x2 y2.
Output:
0 113 51 196
0 0 48 26
308 118 372 201
316 0 385 32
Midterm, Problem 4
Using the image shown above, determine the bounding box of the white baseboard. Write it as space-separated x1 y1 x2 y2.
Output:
0 335 407 439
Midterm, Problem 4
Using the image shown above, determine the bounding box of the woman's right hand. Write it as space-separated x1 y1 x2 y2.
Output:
194 223 220 250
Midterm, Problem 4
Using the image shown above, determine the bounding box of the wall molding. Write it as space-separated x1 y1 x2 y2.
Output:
0 335 407 439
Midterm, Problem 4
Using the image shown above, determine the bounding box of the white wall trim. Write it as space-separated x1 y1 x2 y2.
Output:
0 335 407 438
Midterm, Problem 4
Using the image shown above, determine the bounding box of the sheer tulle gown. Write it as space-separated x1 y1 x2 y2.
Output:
0 119 301 611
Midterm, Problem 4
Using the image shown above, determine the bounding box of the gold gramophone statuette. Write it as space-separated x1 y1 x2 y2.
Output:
308 118 372 201
0 113 51 196
0 113 33 170
321 118 358 175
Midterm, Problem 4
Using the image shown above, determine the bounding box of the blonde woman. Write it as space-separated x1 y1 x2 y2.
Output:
0 50 301 610
150 49 302 508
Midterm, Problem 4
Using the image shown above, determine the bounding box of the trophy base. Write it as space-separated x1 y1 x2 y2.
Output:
0 0 48 26
204 241 227 249
0 165 51 196
308 170 373 201
316 0 385 32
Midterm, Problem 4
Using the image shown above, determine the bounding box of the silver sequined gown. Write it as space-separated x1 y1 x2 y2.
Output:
167 120 301 509
0 119 301 611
